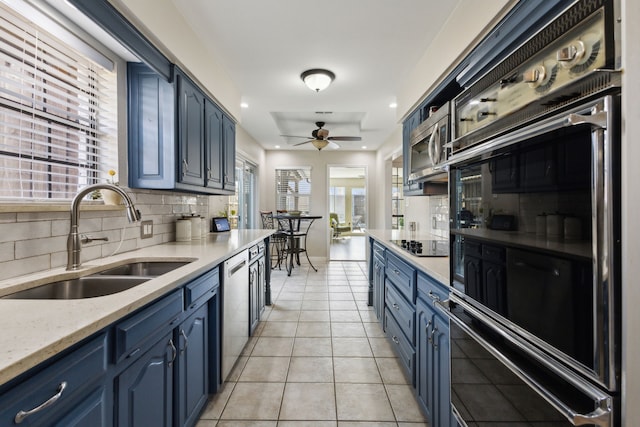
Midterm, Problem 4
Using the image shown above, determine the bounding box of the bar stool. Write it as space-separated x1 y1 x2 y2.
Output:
260 211 287 269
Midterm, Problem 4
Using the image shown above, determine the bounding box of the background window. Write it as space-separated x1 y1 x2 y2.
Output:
275 167 311 213
0 3 117 200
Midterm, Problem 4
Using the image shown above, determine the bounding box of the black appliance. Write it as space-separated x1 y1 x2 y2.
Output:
389 239 449 257
442 0 621 425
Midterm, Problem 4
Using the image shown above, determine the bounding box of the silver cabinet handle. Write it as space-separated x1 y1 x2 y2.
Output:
168 338 177 367
391 335 400 345
393 269 400 275
182 159 188 177
15 381 67 424
180 329 189 354
428 290 441 303
392 303 400 310
426 320 433 344
431 326 439 350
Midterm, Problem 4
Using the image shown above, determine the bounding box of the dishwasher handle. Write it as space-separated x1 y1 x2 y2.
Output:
228 259 247 277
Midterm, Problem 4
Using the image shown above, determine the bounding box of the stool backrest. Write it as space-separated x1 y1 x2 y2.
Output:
260 211 275 229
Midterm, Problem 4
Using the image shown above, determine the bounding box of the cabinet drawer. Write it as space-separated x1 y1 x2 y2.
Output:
386 251 416 303
464 239 482 258
373 241 386 261
482 244 505 263
114 289 183 362
385 282 415 345
185 267 219 309
0 333 108 427
384 308 415 383
417 272 449 306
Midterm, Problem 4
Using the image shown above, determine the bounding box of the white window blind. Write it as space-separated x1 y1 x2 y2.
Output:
275 167 311 213
0 2 117 200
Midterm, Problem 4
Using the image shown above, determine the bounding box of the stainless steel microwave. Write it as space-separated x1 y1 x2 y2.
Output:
408 101 450 183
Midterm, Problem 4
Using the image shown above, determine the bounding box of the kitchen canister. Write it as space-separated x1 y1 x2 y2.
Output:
564 217 582 240
176 218 192 242
188 215 201 240
535 214 547 236
546 214 564 238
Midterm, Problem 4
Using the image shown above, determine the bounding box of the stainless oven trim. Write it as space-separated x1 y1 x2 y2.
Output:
446 94 620 390
437 295 614 427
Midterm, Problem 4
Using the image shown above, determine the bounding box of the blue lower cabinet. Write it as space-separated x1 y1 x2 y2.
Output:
416 296 451 427
116 332 175 427
177 303 209 427
52 386 110 427
0 333 108 427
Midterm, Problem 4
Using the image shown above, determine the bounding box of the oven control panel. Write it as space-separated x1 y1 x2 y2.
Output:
454 7 607 144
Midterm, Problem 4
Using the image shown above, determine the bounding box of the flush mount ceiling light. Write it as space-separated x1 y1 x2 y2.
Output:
301 69 335 92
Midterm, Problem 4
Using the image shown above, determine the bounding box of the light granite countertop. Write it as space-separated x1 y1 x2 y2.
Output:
365 229 450 285
0 229 273 387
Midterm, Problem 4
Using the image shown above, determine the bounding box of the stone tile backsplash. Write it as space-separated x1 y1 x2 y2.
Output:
0 189 211 280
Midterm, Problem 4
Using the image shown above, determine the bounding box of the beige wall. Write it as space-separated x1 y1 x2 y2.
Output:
264 150 377 260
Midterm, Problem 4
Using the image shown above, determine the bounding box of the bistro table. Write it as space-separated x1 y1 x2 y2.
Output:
273 214 322 276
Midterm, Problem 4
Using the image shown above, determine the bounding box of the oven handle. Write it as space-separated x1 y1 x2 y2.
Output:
433 297 613 427
445 95 610 167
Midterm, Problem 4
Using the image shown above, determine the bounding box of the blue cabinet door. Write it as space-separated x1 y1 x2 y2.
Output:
416 296 452 427
222 113 236 192
431 312 451 427
177 303 209 427
177 73 205 187
205 98 224 190
416 297 434 422
116 332 174 427
127 62 175 189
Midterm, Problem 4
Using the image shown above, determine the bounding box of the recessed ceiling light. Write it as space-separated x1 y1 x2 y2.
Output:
389 102 397 108
275 145 280 149
362 146 367 149
240 102 249 108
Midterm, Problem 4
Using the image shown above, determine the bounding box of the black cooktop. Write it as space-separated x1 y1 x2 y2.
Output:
389 239 449 257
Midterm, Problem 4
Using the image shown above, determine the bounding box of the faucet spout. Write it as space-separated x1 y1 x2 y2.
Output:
67 184 141 270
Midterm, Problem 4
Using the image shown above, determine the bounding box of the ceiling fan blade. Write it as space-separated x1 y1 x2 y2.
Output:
327 136 362 141
293 140 313 146
280 134 311 139
328 141 341 149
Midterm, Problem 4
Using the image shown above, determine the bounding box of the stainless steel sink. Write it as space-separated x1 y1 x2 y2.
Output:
93 261 192 277
2 260 194 300
2 276 150 300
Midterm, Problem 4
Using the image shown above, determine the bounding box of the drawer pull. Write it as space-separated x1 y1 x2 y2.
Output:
393 269 400 275
391 335 400 345
392 303 400 310
15 381 67 424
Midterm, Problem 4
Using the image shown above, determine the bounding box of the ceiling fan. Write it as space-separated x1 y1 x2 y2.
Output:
281 122 362 150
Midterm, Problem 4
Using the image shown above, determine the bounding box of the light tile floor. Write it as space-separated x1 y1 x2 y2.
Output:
197 261 429 427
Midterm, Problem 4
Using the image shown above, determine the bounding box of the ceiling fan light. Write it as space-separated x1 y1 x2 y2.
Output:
301 69 335 92
311 139 330 150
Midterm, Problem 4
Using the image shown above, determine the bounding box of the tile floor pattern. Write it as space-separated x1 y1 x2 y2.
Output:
197 261 429 427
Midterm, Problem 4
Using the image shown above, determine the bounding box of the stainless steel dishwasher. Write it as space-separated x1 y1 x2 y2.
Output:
222 250 248 381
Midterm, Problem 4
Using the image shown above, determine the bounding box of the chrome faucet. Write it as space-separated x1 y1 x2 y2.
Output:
67 183 141 270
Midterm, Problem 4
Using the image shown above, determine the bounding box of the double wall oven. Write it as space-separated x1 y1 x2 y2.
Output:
437 0 622 425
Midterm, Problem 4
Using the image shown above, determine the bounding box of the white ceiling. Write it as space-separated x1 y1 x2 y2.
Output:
172 0 462 151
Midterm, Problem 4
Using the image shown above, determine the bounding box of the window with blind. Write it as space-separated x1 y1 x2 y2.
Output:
0 2 117 200
275 167 311 213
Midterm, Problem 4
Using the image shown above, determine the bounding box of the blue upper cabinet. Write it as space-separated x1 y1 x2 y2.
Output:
128 63 236 195
127 62 176 189
205 98 224 190
223 114 236 192
177 71 206 188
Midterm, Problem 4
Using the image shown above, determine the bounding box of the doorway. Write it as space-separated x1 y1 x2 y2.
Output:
328 166 367 261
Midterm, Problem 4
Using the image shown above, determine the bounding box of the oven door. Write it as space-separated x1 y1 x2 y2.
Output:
439 295 616 427
447 93 620 391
